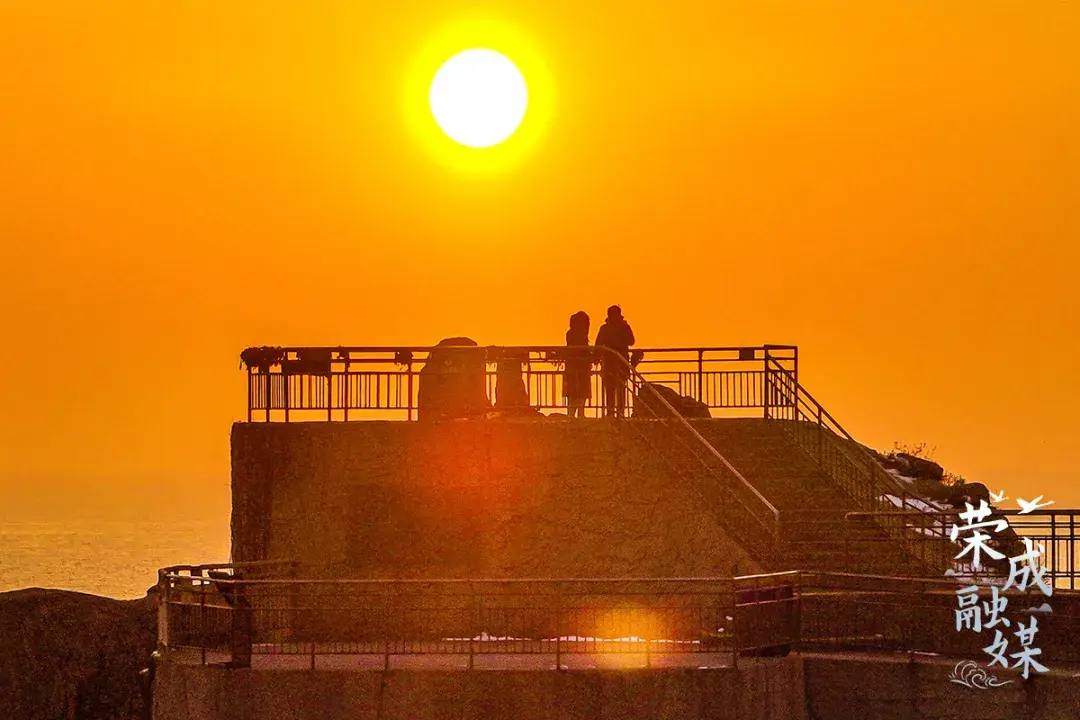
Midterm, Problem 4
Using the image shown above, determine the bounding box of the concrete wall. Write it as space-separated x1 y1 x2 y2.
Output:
154 660 807 720
231 419 763 578
154 655 1080 720
803 654 1080 720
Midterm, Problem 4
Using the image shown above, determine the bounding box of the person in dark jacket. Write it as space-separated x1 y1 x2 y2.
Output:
563 311 592 418
594 305 635 418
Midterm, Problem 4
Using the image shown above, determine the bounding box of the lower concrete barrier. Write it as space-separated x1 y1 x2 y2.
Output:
153 658 807 720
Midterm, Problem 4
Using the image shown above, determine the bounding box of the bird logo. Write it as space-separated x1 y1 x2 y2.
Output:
1017 496 1054 514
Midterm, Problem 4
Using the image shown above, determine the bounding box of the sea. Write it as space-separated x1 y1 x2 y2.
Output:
0 518 230 600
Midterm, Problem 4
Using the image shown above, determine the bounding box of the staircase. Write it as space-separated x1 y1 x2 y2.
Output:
620 350 954 577
693 418 938 575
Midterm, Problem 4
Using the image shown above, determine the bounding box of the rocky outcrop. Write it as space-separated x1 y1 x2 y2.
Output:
0 587 157 720
417 338 491 421
633 383 712 419
867 448 993 509
878 452 944 483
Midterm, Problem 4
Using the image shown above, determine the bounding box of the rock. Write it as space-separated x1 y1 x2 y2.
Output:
633 383 712 419
943 482 990 509
0 588 157 720
879 452 944 482
417 338 491 421
906 476 953 502
493 350 538 416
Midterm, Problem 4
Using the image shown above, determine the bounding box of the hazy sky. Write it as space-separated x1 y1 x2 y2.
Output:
1 1 1077 518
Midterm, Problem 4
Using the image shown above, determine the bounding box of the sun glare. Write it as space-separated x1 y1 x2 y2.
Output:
429 49 528 149
404 18 552 173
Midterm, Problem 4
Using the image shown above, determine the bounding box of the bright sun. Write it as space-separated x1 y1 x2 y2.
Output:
429 49 528 149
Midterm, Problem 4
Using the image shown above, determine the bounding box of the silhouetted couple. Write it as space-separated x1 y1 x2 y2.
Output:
564 305 635 419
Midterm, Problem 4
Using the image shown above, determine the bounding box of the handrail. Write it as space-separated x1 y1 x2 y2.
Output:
764 354 922 499
160 560 299 575
241 344 798 422
158 566 1075 592
763 354 910 495
594 346 780 559
159 573 738 586
761 353 954 574
605 348 779 520
764 354 907 496
241 344 798 359
845 509 1079 518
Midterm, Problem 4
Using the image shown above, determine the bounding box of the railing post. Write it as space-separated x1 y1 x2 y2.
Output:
793 572 803 655
1071 513 1076 591
816 406 823 465
1050 513 1057 587
792 365 799 418
383 604 391 672
196 570 206 666
247 368 253 423
731 581 739 670
343 358 350 422
469 583 476 671
763 349 771 420
407 362 414 422
697 350 704 403
525 356 533 413
158 571 171 660
555 591 563 671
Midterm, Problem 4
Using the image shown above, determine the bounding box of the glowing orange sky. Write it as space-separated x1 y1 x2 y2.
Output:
1 1 1078 519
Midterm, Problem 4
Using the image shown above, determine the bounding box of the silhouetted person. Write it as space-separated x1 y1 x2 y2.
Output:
563 311 592 418
595 305 635 418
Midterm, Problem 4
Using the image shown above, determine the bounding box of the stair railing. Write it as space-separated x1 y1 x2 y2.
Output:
597 347 781 565
761 349 954 575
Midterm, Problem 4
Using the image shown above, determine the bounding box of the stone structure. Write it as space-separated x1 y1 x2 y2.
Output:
416 338 490 421
493 350 537 415
230 419 762 578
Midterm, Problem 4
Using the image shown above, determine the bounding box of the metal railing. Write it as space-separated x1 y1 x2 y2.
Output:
793 571 1080 663
159 567 739 670
762 353 955 575
157 565 1080 669
606 348 781 562
843 509 1080 591
240 345 798 422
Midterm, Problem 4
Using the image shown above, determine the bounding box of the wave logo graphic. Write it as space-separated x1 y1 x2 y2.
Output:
949 660 1013 689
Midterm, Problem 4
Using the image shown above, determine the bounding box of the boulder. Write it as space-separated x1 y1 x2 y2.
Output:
417 338 490 421
0 588 157 720
493 351 539 416
943 481 990 509
879 452 945 483
633 382 712 419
